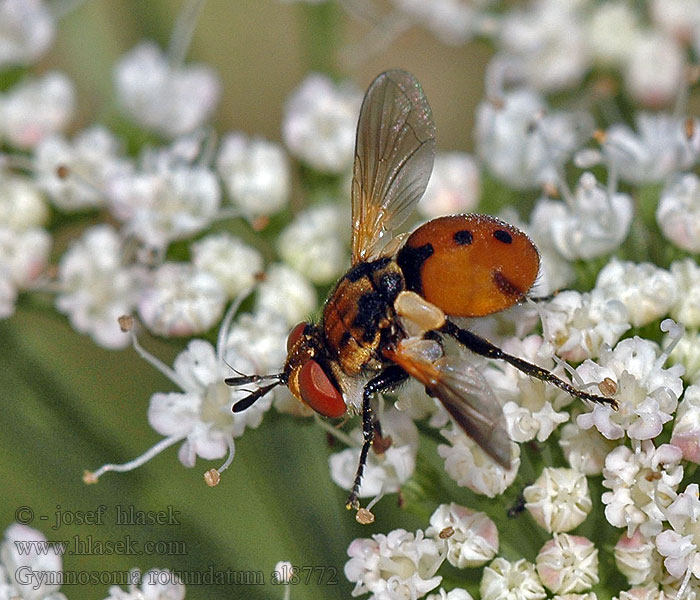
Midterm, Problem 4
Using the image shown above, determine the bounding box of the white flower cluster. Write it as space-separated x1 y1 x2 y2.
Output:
337 2 700 597
114 41 220 139
0 2 309 346
0 522 185 600
0 172 51 319
346 502 601 600
388 0 699 107
0 522 67 600
0 1 326 495
84 296 293 484
346 503 498 600
4 1 700 599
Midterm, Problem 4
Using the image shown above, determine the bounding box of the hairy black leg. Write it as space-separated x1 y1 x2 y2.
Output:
346 365 408 510
440 320 618 409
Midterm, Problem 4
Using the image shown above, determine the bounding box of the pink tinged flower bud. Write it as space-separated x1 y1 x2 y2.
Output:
524 468 592 533
650 0 700 42
0 71 75 149
671 385 700 464
618 586 673 600
1 227 50 289
536 534 599 594
614 530 661 585
426 503 499 568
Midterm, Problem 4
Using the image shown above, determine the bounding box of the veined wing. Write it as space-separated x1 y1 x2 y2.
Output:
351 70 436 264
386 338 512 468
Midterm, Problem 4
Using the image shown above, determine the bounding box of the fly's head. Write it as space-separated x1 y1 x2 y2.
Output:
226 321 345 419
284 322 346 419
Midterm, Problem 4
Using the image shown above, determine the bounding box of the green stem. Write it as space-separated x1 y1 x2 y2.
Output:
299 2 340 76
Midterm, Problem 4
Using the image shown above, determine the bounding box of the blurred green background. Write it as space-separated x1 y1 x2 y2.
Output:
1 1 494 598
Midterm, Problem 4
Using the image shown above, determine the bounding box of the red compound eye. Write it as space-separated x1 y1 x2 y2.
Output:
287 322 308 352
298 360 346 418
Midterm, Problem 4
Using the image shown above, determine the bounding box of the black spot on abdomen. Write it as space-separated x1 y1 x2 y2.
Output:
453 230 473 245
493 229 513 244
396 243 434 295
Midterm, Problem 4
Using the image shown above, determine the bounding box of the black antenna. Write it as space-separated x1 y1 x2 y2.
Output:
232 382 281 413
225 373 283 386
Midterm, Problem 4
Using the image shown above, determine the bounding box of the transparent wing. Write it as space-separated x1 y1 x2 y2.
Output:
432 356 511 468
351 70 436 264
387 339 511 468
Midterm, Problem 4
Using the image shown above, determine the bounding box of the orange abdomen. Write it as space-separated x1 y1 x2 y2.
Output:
396 214 539 317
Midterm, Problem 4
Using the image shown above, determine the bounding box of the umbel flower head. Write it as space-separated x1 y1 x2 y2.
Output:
345 529 444 599
3 0 700 598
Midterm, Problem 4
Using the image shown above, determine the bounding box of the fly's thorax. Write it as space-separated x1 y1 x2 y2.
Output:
322 258 405 376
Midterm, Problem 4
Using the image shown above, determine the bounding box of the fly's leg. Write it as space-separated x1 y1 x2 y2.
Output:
440 320 618 409
346 365 408 510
